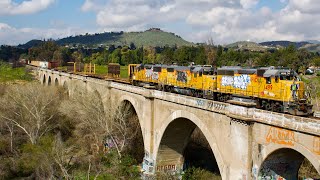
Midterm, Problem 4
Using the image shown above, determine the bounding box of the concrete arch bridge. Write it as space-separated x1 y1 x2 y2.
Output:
38 68 320 180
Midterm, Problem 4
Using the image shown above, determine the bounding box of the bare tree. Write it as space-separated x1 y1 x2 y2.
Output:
0 83 61 145
59 89 140 159
205 37 217 66
52 134 75 180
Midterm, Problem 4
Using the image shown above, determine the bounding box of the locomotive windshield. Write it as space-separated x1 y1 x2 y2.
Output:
279 70 299 81
203 69 214 75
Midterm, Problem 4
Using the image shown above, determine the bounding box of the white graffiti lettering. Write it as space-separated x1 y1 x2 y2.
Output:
221 74 251 90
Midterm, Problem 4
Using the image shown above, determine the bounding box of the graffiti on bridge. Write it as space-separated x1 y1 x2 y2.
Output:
266 127 296 146
156 164 177 171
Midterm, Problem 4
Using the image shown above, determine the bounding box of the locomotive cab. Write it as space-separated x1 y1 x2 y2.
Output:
276 69 313 116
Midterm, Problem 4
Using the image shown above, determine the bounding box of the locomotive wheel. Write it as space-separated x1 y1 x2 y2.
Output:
217 94 224 102
265 103 272 111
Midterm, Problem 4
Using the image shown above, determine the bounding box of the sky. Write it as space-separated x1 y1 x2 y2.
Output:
0 0 320 45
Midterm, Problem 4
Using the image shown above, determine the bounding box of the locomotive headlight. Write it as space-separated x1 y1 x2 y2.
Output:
133 75 136 80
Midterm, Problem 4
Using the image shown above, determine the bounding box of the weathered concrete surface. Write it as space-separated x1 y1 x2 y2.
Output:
37 68 320 180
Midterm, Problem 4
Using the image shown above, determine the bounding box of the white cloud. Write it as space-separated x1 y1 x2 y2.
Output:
289 0 320 14
0 23 89 45
3 0 320 45
240 0 259 9
184 0 320 43
0 0 55 15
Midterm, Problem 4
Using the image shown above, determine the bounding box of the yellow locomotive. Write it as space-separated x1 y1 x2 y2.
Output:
128 64 313 116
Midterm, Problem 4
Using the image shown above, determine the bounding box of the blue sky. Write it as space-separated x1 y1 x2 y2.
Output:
0 0 319 45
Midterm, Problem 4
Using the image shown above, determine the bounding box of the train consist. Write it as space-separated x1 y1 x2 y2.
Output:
128 64 313 116
28 59 313 116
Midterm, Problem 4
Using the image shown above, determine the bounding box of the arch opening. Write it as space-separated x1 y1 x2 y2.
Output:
258 148 320 180
48 76 52 86
42 75 46 85
117 100 144 164
156 118 221 178
54 78 59 86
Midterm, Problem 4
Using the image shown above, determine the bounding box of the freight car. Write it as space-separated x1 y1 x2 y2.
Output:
27 60 59 69
128 64 313 116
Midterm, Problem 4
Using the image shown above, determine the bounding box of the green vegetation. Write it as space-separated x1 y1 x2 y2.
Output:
0 62 32 82
120 66 128 78
95 65 108 75
226 41 269 52
302 74 320 111
182 167 221 180
95 65 128 78
120 31 193 47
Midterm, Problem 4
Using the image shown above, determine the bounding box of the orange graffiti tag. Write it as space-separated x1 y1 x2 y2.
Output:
266 127 295 146
313 137 320 155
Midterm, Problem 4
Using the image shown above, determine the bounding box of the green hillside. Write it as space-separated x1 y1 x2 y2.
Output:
55 28 193 47
226 41 269 52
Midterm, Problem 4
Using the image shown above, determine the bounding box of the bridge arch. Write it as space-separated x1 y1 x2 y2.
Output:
155 110 224 178
118 95 144 141
119 99 145 163
257 144 320 179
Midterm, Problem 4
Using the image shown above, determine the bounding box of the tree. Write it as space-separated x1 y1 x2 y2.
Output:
121 46 130 65
52 134 76 179
312 56 320 67
59 89 140 159
71 51 83 63
143 47 156 64
0 84 62 145
53 47 71 66
28 41 59 62
109 48 121 64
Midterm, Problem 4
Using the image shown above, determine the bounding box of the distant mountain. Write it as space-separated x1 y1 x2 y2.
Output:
58 28 193 47
226 41 270 52
259 41 310 48
17 40 43 49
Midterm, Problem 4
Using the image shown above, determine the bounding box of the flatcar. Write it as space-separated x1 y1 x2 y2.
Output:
128 64 313 116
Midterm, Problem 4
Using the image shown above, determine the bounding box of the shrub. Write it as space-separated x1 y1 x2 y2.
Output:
182 167 221 180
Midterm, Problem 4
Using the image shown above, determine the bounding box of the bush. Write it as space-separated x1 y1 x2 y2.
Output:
156 171 180 180
182 167 221 180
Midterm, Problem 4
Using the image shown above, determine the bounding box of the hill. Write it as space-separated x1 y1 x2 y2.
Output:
259 41 310 48
226 41 269 52
307 40 320 44
300 44 320 53
55 28 193 47
17 40 43 49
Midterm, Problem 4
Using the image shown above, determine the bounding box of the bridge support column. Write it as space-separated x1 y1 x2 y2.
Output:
224 118 253 180
141 95 156 176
